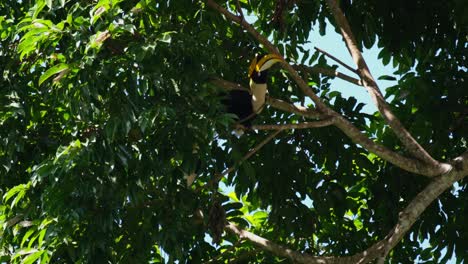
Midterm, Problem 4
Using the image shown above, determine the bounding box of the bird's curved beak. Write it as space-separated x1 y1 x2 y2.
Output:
248 56 258 78
248 54 283 77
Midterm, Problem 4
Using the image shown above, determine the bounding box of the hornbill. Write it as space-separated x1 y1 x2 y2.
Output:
225 54 282 132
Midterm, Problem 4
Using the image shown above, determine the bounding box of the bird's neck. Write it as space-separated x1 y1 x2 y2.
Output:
250 80 267 113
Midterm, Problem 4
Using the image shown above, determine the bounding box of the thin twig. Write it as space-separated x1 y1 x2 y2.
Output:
220 129 283 178
251 119 335 130
197 129 283 191
295 64 362 86
314 47 359 75
203 240 244 264
235 0 244 20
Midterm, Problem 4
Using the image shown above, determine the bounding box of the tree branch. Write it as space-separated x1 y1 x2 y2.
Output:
220 129 283 178
210 77 250 92
225 222 336 264
234 0 244 20
324 0 440 167
267 97 322 119
332 115 445 176
349 157 468 263
314 47 359 75
295 64 363 86
200 129 284 190
251 119 335 131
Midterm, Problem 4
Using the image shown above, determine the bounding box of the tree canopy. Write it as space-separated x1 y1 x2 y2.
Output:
0 0 467 263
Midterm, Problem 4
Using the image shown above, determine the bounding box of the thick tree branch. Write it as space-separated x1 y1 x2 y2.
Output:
225 222 336 264
349 155 468 263
332 115 446 176
324 0 440 167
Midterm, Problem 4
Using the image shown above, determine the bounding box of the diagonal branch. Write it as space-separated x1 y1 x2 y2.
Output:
314 46 359 75
332 115 441 176
295 64 363 86
324 0 440 168
349 157 468 263
225 222 336 264
200 129 284 190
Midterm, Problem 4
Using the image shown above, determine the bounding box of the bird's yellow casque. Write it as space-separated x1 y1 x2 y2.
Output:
248 54 283 78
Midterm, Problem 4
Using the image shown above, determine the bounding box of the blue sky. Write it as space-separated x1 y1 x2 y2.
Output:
305 23 397 114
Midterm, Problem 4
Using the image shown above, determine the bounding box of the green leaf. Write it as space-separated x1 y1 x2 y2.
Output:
31 0 46 19
226 192 239 202
37 229 47 247
3 183 31 204
22 250 43 264
378 75 397 81
39 63 69 86
21 229 36 248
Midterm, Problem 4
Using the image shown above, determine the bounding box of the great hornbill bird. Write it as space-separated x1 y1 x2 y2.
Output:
225 54 282 132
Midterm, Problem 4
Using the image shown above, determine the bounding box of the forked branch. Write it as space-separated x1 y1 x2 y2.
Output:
324 0 442 169
224 152 468 263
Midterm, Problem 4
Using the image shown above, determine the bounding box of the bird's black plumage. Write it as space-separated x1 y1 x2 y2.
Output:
250 69 268 84
226 90 255 128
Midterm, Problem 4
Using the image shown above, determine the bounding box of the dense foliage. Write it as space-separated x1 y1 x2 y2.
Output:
0 0 466 263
